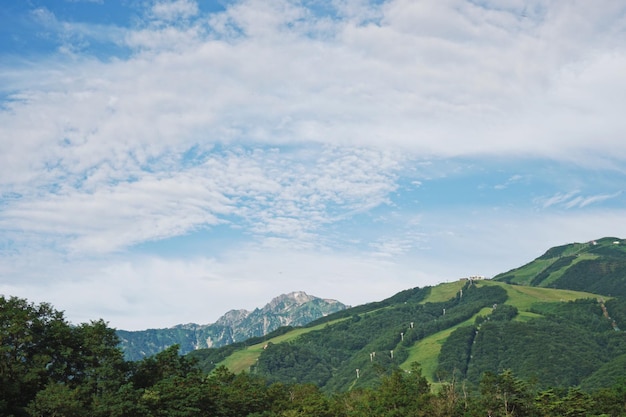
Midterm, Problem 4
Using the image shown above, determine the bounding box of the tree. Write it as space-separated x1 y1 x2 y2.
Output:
1 296 129 416
591 382 626 417
478 370 538 417
560 387 593 417
132 345 216 417
132 345 197 389
0 296 72 416
370 363 432 417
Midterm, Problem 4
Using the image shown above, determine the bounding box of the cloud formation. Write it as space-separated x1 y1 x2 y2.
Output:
1 0 625 328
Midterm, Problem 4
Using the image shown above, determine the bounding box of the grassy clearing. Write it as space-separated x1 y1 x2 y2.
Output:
498 258 554 285
540 253 599 287
400 307 492 382
220 347 264 373
515 310 543 322
421 281 465 304
497 243 598 286
561 242 590 257
477 280 600 311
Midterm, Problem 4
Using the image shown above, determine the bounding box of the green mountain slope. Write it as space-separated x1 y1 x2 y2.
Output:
190 271 626 392
494 237 626 297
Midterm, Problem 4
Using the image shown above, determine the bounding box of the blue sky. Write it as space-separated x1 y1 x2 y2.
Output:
1 0 626 330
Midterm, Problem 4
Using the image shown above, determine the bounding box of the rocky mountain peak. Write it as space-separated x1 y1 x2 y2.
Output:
265 291 314 310
117 291 348 360
215 309 251 327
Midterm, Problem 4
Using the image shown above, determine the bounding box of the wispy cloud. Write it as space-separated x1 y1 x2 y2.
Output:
565 191 623 209
494 174 524 190
537 190 622 209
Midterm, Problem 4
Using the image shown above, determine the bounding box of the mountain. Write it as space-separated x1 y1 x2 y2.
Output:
188 238 626 392
117 291 347 360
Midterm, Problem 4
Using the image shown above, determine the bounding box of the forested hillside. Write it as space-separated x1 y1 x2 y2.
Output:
188 239 626 397
494 237 626 296
190 275 626 394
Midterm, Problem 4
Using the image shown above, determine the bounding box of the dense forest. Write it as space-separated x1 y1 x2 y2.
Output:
3 295 626 416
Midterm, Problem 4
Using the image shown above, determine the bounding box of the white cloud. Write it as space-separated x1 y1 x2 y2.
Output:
5 206 626 330
27 7 126 54
0 248 424 330
0 146 401 254
2 0 625 170
151 0 199 22
402 207 626 278
2 0 626 327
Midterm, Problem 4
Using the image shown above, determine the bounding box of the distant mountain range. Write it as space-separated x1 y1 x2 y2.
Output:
187 237 626 392
117 291 347 360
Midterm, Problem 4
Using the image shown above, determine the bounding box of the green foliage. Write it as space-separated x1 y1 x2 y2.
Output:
26 383 84 417
489 305 519 322
605 297 626 330
305 286 431 327
550 258 626 297
254 342 335 386
537 242 588 260
367 363 433 417
530 298 616 334
132 345 199 389
0 296 127 417
580 354 626 391
493 258 554 285
590 382 626 417
436 325 476 380
437 305 518 382
478 369 538 417
466 317 616 387
190 273 623 398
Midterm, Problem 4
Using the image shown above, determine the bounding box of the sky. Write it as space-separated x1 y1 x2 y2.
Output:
1 0 626 330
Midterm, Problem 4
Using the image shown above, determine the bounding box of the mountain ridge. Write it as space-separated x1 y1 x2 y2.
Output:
117 291 347 360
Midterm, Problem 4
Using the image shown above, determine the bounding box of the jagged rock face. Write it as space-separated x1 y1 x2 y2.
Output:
117 292 347 361
215 309 250 328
